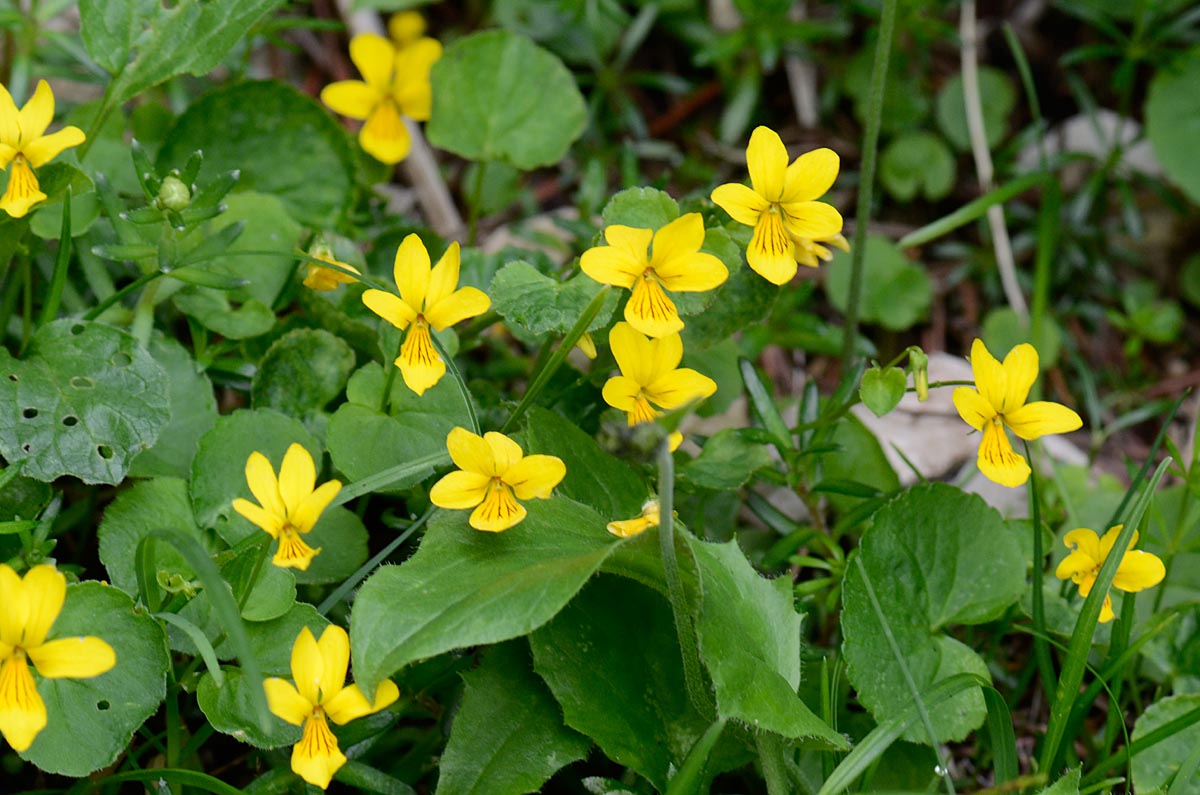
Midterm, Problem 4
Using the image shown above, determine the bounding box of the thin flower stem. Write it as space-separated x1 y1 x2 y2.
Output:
1023 441 1057 703
756 732 791 795
317 507 435 616
841 0 897 366
83 269 164 321
36 186 71 329
379 334 405 415
431 333 480 435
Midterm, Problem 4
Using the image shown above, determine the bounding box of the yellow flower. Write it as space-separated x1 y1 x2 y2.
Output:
361 234 490 396
0 564 116 752
388 10 427 47
711 126 843 285
607 500 660 538
232 444 342 571
601 322 717 452
1055 525 1165 623
580 213 728 338
264 625 399 789
430 428 566 532
0 80 86 219
320 33 441 164
952 339 1082 488
793 232 850 269
303 239 360 292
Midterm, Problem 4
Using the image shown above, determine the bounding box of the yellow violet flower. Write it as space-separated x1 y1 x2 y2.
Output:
430 427 566 532
710 125 843 285
602 322 717 452
303 239 360 292
362 234 490 396
607 500 660 538
793 232 850 269
1055 525 1165 623
952 339 1082 488
0 564 116 752
264 625 399 789
0 80 86 219
320 33 441 164
580 213 728 338
232 444 342 571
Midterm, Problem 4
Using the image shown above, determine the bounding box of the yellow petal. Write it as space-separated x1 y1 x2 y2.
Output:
1055 550 1098 581
647 331 683 381
320 80 377 121
747 211 796 285
304 261 357 291
710 182 768 227
0 83 19 147
424 241 461 309
397 323 444 396
503 455 566 500
18 80 54 144
645 368 717 410
0 142 15 170
315 625 350 704
576 332 597 359
429 470 491 510
362 289 417 330
654 251 727 294
607 515 655 538
424 286 490 331
27 636 114 679
393 234 431 311
581 229 646 289
278 444 317 519
388 11 426 45
1099 525 1135 559
1097 594 1115 623
781 147 839 202
264 677 311 726
484 432 525 475
952 387 995 431
393 38 442 120
291 627 323 706
0 654 46 753
779 201 843 240
1 157 47 219
969 339 1007 414
325 679 399 725
274 532 321 571
245 451 285 520
999 343 1039 413
292 481 342 536
349 34 396 92
469 482 527 532
746 126 788 202
20 565 65 649
22 126 85 169
602 375 642 413
0 564 25 647
1113 550 1166 593
605 224 654 261
627 396 660 426
651 213 705 261
608 322 656 386
624 277 683 338
1062 527 1102 559
446 427 497 477
1004 401 1082 441
292 713 346 789
976 422 1030 488
233 499 284 538
359 100 411 164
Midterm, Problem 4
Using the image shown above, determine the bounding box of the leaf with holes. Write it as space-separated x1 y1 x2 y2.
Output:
18 582 169 776
0 320 169 484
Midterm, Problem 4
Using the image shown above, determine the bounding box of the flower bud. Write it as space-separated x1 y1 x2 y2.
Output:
156 176 191 211
908 347 929 402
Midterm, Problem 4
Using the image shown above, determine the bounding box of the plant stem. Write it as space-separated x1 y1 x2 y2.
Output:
465 159 488 246
841 0 897 366
1023 441 1056 702
756 732 792 795
37 186 71 328
84 269 164 321
379 334 405 414
431 332 480 435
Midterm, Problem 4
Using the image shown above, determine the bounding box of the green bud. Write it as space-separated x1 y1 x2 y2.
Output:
156 175 191 211
907 346 929 402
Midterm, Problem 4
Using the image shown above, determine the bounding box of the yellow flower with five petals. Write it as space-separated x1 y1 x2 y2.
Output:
952 339 1082 488
429 428 566 532
1054 525 1165 622
602 322 717 451
232 444 342 571
362 234 490 396
320 33 440 164
264 625 399 789
0 80 86 218
710 125 843 285
580 213 727 338
0 564 116 752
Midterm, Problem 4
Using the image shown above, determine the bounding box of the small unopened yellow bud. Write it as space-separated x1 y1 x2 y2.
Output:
908 347 929 402
156 176 191 211
388 10 426 46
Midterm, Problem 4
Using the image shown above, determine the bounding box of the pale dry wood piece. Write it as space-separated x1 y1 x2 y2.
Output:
333 0 466 241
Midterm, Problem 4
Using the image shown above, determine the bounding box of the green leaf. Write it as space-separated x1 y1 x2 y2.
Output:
0 320 170 484
215 602 329 675
198 666 300 749
295 507 369 586
1181 254 1200 308
680 228 780 350
1132 694 1200 795
105 1 289 106
350 498 617 694
841 484 1026 743
935 67 1016 151
820 413 900 514
489 262 618 337
880 132 956 202
159 81 354 226
679 428 773 490
427 30 587 169
523 406 647 520
859 365 907 418
438 642 591 795
129 336 218 479
252 329 356 418
825 235 932 331
688 538 847 747
601 187 680 230
1147 53 1200 205
19 582 169 776
982 307 1063 370
530 577 713 790
79 0 159 74
1039 767 1081 795
189 409 322 543
172 289 276 340
0 467 50 521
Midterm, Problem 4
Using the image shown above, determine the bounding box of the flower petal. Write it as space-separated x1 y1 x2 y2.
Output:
780 200 842 240
424 241 460 310
746 126 788 202
233 499 284 538
446 427 496 477
362 289 417 330
999 343 1039 413
1055 550 1097 582
469 483 527 532
652 213 704 260
320 80 377 121
504 454 566 500
292 713 346 789
325 679 399 725
581 228 647 289
1 157 46 218
429 470 491 510
0 564 26 647
609 322 655 386
607 515 655 538
654 251 728 293
602 375 642 412
711 182 768 227
0 654 46 753
393 38 442 120
396 323 444 396
393 234 431 311
624 277 683 338
484 432 525 475
747 212 796 285
18 81 54 145
424 287 490 331
349 34 396 92
1004 401 1082 441
1062 527 1102 560
278 444 317 519
274 533 322 571
20 565 65 649
969 339 1007 414
952 387 995 431
1113 550 1166 593
0 84 19 147
245 451 285 520
389 11 426 45
647 330 683 379
781 147 839 202
976 422 1030 488
264 677 310 726
27 636 115 679
359 100 411 164
292 481 342 535
645 367 717 410
22 126 85 169
315 625 350 705
290 626 323 706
